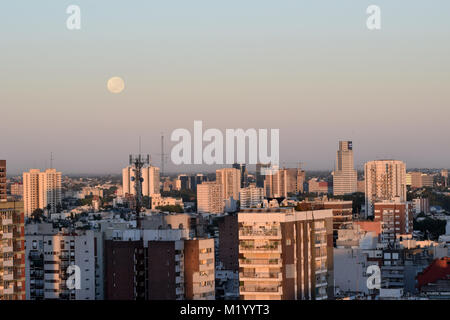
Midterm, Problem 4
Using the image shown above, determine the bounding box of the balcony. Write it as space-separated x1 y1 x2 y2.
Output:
29 252 43 261
2 218 13 226
239 245 282 253
239 258 281 267
240 285 282 295
239 229 280 239
240 272 282 281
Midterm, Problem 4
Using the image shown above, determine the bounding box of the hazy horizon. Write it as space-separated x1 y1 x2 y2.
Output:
2 1 450 175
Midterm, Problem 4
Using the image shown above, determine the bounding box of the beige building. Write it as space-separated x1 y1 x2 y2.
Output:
238 207 333 300
216 168 240 201
122 165 160 197
264 167 287 198
151 194 183 209
0 160 6 202
184 238 215 300
332 141 357 196
197 182 224 214
364 160 406 217
0 201 25 300
23 169 62 216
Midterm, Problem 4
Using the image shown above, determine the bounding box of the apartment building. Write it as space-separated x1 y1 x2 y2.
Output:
184 238 215 300
122 165 160 197
238 207 333 300
264 168 288 198
197 182 224 214
0 201 25 300
232 163 248 188
332 141 357 196
25 228 98 300
239 185 264 209
364 160 407 217
151 194 184 209
216 168 241 201
10 183 23 200
104 228 214 300
0 160 6 201
373 200 413 243
23 168 62 217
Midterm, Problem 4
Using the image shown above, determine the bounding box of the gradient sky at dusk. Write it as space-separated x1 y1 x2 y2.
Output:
1 1 450 175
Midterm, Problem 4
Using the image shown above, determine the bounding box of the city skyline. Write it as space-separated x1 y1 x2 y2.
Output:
2 1 450 175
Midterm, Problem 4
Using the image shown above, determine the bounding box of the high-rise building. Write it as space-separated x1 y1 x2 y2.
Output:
232 163 249 188
238 207 334 300
256 163 271 188
184 239 215 300
23 168 62 217
104 229 214 300
122 165 160 197
364 160 407 217
239 185 264 209
373 200 413 243
0 201 25 300
197 182 224 214
10 183 23 199
332 141 357 196
0 160 6 201
216 168 241 201
25 228 101 300
264 167 287 198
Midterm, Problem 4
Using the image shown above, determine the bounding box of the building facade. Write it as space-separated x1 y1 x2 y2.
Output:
364 160 407 217
0 201 25 300
216 168 241 201
197 182 224 214
238 207 333 300
332 141 357 196
23 168 62 217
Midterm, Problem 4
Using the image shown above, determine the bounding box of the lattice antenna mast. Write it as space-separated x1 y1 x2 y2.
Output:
129 153 150 229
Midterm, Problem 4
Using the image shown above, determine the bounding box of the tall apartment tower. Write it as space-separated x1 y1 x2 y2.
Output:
122 165 160 197
238 207 334 300
232 163 249 188
256 163 271 188
0 160 6 201
197 182 224 214
264 167 287 198
0 201 25 300
216 168 241 201
364 160 407 217
23 168 62 217
332 141 357 196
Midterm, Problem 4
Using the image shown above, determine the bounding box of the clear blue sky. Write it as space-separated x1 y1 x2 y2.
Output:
1 1 450 174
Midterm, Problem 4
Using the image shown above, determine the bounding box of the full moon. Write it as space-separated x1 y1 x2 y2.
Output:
107 76 125 94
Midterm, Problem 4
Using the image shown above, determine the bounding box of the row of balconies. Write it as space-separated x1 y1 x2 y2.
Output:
240 272 282 281
240 285 282 294
239 258 281 266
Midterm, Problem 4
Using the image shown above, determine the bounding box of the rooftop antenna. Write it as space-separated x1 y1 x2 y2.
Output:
50 152 54 169
129 139 150 229
156 132 169 177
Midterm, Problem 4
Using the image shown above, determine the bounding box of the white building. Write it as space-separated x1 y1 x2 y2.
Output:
239 185 264 208
122 165 160 197
25 228 101 300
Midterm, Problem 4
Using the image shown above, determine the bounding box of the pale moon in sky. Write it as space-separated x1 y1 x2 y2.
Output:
107 76 125 94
